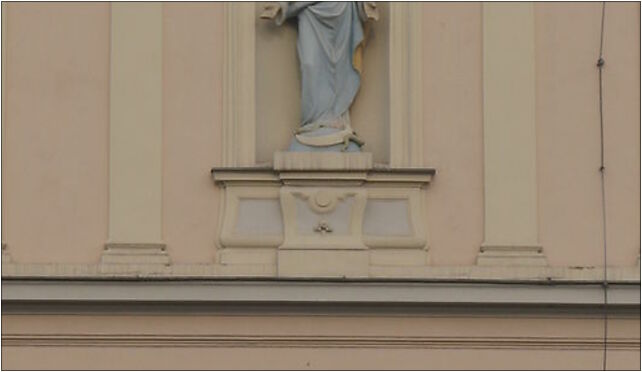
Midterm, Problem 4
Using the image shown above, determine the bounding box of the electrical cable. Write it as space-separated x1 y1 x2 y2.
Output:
596 2 608 370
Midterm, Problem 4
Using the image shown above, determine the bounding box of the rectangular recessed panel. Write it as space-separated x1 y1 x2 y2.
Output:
363 199 411 236
235 199 283 235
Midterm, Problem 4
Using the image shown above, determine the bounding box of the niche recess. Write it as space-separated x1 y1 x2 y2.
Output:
222 2 424 168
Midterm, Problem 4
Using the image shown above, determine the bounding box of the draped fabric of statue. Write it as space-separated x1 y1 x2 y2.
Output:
275 2 370 152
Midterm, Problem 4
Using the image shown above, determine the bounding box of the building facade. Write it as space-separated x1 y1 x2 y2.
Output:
1 2 640 369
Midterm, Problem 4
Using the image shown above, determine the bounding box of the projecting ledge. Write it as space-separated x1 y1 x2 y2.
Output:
211 165 436 186
3 280 639 309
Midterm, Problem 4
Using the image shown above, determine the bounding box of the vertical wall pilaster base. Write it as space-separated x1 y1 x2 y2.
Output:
2 242 11 264
100 243 170 274
277 250 370 278
476 245 547 267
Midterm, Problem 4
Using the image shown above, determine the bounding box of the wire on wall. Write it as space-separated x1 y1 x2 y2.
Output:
596 2 608 370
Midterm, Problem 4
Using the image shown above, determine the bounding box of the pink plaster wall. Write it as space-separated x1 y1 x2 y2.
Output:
2 3 110 263
162 3 224 263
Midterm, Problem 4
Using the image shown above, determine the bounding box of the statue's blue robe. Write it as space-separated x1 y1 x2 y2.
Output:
276 2 365 152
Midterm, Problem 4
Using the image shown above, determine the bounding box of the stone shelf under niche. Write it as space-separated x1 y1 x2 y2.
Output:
211 152 435 278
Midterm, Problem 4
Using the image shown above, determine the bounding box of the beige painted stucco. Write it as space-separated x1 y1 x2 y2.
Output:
1 3 640 369
2 314 639 370
109 3 163 245
4 346 640 370
1 4 8 248
162 3 224 263
255 3 300 164
422 3 484 266
482 2 539 248
349 2 390 163
2 3 110 263
1 1 639 269
535 2 641 267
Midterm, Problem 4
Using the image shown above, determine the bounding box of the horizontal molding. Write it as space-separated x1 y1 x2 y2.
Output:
4 301 639 318
210 166 436 186
3 334 638 351
2 262 639 282
2 280 639 308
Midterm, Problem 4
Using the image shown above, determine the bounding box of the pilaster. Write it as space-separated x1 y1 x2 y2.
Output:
389 2 424 167
479 3 546 266
104 3 168 270
2 4 8 250
222 2 256 166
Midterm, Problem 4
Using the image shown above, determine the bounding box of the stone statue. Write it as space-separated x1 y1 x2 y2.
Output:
261 2 379 152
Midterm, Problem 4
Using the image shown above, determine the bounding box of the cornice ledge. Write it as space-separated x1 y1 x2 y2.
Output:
2 262 639 284
2 279 639 308
211 165 436 186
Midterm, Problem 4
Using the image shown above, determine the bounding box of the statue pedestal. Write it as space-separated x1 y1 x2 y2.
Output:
212 152 435 278
274 151 372 171
276 152 371 277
